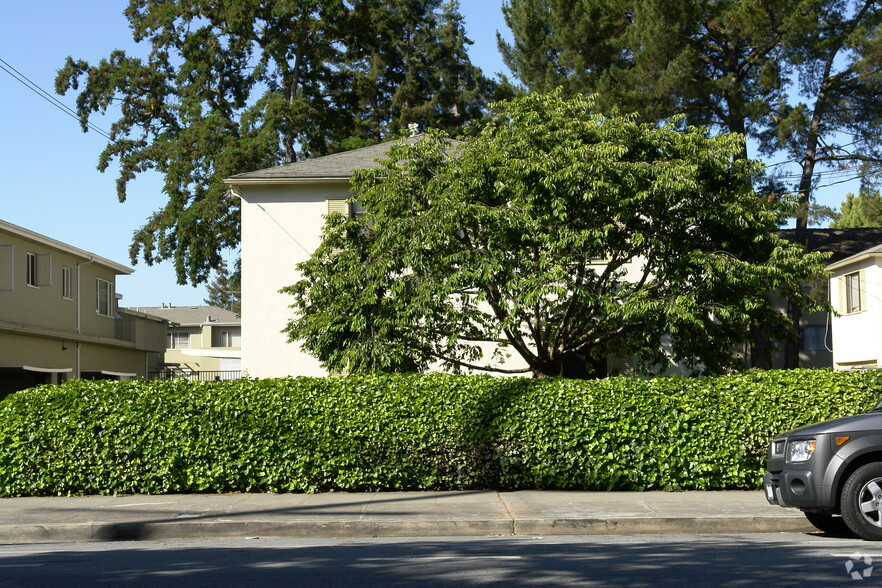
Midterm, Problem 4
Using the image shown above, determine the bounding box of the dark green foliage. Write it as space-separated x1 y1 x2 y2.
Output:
2 370 881 496
499 0 801 139
55 0 497 285
284 92 830 377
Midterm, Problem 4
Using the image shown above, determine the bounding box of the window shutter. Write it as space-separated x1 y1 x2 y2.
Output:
37 254 52 286
326 198 351 217
0 245 12 290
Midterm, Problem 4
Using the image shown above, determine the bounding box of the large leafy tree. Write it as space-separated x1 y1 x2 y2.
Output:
499 0 882 368
55 0 495 285
283 92 829 378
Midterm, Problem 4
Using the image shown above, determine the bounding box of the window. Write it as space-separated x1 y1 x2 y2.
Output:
846 271 862 313
26 253 37 286
801 325 832 351
25 252 51 287
96 278 113 317
62 267 72 299
220 329 241 347
167 332 191 349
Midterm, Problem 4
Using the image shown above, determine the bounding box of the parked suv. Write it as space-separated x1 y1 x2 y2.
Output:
765 398 882 540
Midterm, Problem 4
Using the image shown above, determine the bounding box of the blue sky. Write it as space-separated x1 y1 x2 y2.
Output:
0 2 856 308
0 2 512 308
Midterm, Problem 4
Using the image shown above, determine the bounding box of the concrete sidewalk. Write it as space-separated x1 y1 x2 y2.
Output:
0 491 815 544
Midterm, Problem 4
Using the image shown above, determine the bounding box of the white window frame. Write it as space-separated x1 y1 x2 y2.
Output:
220 329 241 347
845 271 863 314
96 278 113 317
62 267 72 300
167 331 191 350
26 253 52 287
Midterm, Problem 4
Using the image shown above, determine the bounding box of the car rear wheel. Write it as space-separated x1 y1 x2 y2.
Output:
803 511 853 537
841 462 882 540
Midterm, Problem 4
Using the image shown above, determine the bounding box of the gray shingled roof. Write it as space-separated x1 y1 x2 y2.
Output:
827 242 882 270
226 139 408 181
777 228 882 262
126 305 240 326
225 135 462 182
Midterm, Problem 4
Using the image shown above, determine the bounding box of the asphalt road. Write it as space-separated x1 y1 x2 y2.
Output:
0 532 876 587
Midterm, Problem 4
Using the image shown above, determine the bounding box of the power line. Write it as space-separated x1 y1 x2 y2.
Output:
0 56 112 140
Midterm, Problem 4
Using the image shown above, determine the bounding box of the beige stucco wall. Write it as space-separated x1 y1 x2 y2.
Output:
164 326 202 370
0 331 73 371
0 330 152 378
79 343 146 376
239 182 334 377
237 182 662 378
0 223 166 385
0 230 122 339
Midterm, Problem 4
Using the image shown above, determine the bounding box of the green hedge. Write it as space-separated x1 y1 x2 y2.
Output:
2 370 882 496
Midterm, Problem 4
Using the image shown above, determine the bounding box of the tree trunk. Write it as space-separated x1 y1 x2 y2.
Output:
531 351 606 379
749 322 772 369
283 44 305 163
784 52 835 369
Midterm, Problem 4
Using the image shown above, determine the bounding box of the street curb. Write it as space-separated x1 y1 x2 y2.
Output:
513 516 816 536
0 516 816 544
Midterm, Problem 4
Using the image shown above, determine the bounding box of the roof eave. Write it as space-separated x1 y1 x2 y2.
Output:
224 176 352 185
827 251 882 272
0 219 133 274
173 321 240 327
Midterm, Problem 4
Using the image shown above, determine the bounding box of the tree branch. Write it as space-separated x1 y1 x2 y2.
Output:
430 352 533 374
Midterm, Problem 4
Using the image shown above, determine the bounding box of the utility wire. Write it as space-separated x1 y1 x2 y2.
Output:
0 56 112 140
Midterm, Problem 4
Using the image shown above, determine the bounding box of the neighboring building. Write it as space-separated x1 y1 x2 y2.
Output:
828 242 882 370
0 220 167 398
226 140 422 378
775 229 882 370
128 305 241 380
226 138 533 378
226 136 882 378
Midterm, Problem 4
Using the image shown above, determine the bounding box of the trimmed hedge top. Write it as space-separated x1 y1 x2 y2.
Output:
1 369 881 496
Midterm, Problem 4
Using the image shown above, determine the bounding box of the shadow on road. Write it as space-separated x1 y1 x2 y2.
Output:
0 535 863 587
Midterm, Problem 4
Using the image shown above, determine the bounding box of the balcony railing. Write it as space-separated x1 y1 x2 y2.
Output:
148 370 242 382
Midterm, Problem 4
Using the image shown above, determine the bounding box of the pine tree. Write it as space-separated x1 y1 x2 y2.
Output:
204 262 241 314
832 189 882 228
499 0 802 151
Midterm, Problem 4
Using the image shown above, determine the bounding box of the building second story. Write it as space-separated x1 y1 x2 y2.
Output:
0 220 138 338
828 243 882 371
0 219 168 396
